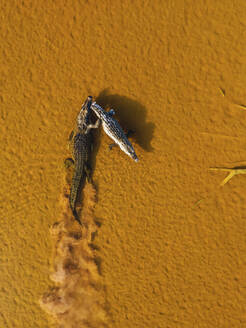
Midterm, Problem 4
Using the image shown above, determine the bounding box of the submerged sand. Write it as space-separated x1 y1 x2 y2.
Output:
0 1 246 327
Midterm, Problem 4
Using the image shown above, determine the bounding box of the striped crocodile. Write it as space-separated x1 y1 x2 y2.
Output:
90 101 138 162
67 96 99 225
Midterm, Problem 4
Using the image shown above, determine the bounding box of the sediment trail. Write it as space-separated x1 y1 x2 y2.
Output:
40 168 107 328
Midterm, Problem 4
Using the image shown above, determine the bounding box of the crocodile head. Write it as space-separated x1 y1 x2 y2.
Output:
130 151 139 162
82 96 92 111
91 102 105 119
87 96 93 107
77 96 93 130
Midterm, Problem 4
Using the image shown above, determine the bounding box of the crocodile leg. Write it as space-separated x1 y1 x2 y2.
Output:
68 130 74 141
64 158 74 169
108 109 115 116
108 143 117 150
67 130 75 151
126 129 135 138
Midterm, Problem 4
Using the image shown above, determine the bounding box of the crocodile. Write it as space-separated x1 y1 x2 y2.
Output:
67 96 99 225
90 101 138 162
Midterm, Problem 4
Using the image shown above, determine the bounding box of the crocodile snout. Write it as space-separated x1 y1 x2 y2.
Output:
131 153 139 162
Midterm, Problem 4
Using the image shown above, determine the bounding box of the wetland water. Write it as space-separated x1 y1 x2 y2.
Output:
0 1 246 327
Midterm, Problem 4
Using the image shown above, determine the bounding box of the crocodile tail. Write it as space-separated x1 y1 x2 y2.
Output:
72 208 82 226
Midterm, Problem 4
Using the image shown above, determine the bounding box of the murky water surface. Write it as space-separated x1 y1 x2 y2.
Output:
1 1 246 327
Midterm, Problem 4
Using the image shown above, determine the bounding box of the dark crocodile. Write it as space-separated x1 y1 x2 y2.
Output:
67 96 99 225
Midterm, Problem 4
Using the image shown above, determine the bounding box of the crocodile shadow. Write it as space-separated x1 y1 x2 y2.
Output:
95 89 155 152
87 91 155 268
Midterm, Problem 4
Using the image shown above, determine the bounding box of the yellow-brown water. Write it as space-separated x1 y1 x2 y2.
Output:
1 1 246 327
40 174 107 328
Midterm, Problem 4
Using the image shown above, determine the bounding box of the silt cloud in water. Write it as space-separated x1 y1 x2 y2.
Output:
40 176 107 328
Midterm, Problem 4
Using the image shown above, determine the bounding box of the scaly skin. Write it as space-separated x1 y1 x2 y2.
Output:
68 96 99 225
91 102 138 162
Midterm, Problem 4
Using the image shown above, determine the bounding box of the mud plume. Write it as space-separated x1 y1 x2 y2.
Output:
40 168 107 328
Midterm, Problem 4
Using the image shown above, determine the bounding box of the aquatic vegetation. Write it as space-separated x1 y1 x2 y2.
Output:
210 166 246 186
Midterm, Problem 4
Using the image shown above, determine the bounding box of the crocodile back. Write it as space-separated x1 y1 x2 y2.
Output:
91 102 126 142
73 132 91 169
91 101 138 161
102 114 128 144
77 96 92 131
